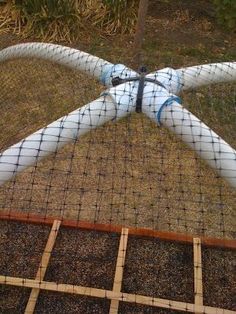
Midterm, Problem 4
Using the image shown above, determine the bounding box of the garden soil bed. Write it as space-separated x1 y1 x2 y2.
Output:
0 220 235 313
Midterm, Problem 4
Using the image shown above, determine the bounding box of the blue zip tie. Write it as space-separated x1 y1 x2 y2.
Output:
157 96 182 125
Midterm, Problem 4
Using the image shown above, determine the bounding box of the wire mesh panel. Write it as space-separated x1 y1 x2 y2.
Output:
0 42 235 314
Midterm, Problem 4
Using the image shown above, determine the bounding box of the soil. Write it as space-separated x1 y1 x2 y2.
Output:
118 302 187 314
148 0 215 19
122 236 194 303
0 286 30 314
44 227 120 290
35 292 110 314
0 221 50 278
202 246 236 310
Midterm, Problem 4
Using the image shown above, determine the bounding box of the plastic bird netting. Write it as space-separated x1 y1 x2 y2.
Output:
0 43 235 314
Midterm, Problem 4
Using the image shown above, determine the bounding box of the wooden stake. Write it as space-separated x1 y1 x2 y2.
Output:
133 0 149 67
109 228 129 314
193 238 203 314
24 219 61 314
0 275 234 314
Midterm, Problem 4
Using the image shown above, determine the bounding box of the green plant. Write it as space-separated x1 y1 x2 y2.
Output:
213 0 236 30
0 0 83 41
0 0 138 40
15 0 83 42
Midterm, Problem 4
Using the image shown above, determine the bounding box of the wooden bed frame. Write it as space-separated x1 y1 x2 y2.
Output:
0 210 235 314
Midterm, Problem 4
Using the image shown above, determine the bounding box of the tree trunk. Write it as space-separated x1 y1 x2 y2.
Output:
133 0 149 68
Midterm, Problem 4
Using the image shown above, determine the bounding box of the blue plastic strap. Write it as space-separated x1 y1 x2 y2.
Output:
156 96 182 125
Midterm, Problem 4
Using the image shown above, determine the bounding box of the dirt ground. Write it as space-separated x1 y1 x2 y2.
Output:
118 303 187 314
0 220 50 313
0 285 31 314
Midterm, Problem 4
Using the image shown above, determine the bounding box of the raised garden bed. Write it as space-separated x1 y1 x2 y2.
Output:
0 216 235 313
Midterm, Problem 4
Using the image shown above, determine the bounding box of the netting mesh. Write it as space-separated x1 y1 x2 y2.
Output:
0 43 235 313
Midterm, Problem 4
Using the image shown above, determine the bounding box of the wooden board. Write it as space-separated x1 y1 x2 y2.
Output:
24 220 61 314
0 210 235 249
0 275 234 314
109 228 129 314
193 237 203 314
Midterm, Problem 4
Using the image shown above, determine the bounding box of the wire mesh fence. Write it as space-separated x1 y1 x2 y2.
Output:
0 42 235 313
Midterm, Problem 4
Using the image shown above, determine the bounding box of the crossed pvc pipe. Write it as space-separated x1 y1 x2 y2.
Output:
0 43 235 188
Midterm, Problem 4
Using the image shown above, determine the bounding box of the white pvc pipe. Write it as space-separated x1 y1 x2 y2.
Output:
1 76 236 187
177 62 236 91
101 62 236 94
103 80 236 187
0 79 173 186
145 101 236 188
2 44 235 92
1 43 235 187
0 43 113 82
0 95 131 185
